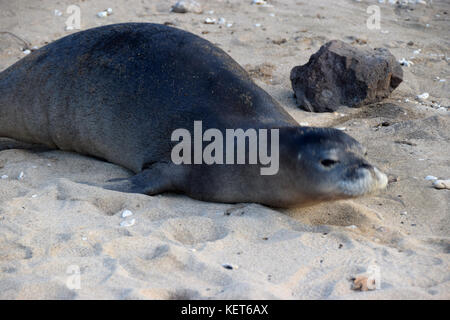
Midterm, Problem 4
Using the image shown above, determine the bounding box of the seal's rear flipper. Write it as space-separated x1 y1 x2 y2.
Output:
102 163 181 196
0 138 52 152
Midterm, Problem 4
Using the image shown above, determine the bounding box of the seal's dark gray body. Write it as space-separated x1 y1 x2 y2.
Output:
0 23 295 172
0 23 387 207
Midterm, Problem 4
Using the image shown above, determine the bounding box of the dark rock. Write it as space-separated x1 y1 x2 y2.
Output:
290 40 403 112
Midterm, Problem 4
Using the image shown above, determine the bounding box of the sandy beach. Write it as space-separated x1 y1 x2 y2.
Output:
0 0 449 299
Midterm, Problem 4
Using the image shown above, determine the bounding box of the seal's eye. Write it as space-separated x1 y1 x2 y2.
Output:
320 159 339 167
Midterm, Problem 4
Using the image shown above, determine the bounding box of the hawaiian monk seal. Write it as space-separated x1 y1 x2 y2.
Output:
0 23 387 207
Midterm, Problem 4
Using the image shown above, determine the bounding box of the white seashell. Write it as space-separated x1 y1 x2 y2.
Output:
226 23 233 28
23 49 31 55
425 175 437 181
416 92 429 100
18 171 24 180
121 209 133 218
97 11 108 18
218 17 226 25
65 25 74 31
31 194 37 198
254 23 261 27
400 211 408 216
54 9 62 16
1 175 8 179
204 17 216 24
120 218 136 227
251 0 267 5
106 8 113 14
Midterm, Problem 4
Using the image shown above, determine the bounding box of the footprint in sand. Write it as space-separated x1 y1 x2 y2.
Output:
161 217 228 245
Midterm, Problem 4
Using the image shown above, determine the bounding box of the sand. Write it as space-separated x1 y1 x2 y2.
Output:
0 0 449 299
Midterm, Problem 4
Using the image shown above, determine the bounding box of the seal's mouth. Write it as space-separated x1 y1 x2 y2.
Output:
337 166 388 197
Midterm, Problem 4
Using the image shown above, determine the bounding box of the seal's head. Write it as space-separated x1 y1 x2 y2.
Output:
278 127 388 206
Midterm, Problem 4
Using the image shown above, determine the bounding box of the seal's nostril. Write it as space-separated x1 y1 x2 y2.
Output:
360 163 372 170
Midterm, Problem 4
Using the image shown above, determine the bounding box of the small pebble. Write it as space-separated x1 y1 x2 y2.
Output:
400 211 407 216
222 263 237 270
171 0 203 14
97 11 108 18
31 194 37 198
425 175 437 181
399 58 413 67
432 179 450 190
54 9 62 16
23 49 31 55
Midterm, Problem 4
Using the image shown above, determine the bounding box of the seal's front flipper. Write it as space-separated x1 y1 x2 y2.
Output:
103 163 183 196
0 138 52 152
